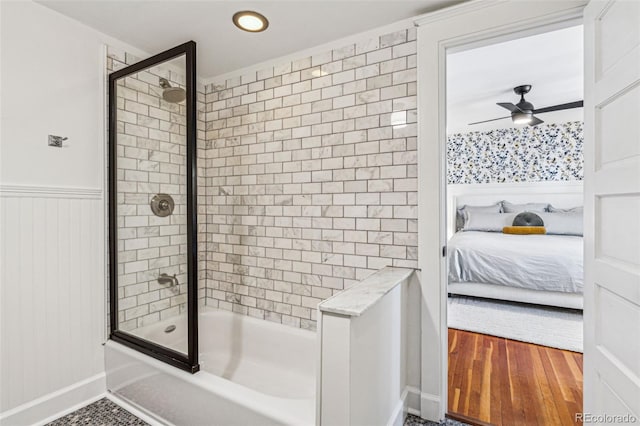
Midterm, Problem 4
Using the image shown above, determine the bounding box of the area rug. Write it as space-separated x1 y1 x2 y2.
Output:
448 296 583 352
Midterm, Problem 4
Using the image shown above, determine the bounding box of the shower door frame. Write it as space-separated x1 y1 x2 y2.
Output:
108 41 199 373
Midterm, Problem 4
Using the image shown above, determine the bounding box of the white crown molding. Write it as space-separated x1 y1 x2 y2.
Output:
0 184 103 199
413 0 503 27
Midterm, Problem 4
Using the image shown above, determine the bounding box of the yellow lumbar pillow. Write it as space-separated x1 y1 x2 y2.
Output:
503 226 546 235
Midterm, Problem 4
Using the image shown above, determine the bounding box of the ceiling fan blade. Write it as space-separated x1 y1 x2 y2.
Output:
529 116 544 126
497 102 523 113
533 100 583 114
468 116 512 126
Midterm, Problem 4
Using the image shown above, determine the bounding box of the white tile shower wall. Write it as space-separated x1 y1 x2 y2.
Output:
203 28 419 330
107 48 207 333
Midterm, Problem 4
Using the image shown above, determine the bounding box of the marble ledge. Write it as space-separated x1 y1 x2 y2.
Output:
318 266 415 317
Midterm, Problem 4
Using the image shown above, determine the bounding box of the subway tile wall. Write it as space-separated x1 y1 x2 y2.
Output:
107 47 207 336
202 27 419 330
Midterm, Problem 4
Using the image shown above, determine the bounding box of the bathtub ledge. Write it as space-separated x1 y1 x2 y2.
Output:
318 266 415 317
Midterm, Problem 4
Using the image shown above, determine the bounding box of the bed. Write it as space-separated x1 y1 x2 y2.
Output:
447 181 584 310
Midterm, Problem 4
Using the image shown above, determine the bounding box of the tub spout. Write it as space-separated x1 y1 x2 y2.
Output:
158 273 178 287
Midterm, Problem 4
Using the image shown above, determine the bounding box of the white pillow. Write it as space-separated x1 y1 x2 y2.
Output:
456 202 502 230
463 212 516 232
539 212 583 236
502 201 549 213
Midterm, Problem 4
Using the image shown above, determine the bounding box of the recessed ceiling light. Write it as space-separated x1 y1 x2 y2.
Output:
233 11 269 33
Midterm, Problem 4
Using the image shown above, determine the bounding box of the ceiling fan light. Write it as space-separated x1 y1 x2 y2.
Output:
512 111 533 125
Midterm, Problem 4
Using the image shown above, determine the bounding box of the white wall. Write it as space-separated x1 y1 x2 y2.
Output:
0 2 145 423
318 269 420 426
3 2 102 187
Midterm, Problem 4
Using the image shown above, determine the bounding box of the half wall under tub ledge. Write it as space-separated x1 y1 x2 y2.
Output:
317 266 422 426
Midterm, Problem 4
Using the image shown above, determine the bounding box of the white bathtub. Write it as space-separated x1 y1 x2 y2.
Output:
106 308 316 425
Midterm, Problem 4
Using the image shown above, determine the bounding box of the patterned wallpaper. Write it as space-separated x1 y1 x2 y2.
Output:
447 121 583 184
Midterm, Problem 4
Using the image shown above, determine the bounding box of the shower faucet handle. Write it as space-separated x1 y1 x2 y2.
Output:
158 273 179 287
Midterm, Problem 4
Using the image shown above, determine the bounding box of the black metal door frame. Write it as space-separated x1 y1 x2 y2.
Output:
108 41 199 373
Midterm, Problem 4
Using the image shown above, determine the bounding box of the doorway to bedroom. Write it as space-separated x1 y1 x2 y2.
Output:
444 24 585 425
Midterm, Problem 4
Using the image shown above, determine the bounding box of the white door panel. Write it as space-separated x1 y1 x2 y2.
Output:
597 0 639 75
594 260 640 305
595 286 640 378
597 84 640 164
584 0 640 420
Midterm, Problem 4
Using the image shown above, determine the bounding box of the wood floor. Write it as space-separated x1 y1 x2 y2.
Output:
448 329 583 426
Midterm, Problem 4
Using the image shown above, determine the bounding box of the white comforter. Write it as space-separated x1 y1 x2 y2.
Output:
448 231 583 293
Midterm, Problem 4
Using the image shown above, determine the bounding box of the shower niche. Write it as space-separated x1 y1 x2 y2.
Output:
108 41 199 372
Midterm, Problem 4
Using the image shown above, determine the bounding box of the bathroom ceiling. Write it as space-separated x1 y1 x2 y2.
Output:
38 0 460 79
447 25 584 134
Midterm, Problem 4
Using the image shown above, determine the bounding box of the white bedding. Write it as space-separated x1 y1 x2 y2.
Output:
448 231 583 293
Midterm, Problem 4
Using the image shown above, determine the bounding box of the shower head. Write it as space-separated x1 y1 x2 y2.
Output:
159 77 186 103
163 87 186 103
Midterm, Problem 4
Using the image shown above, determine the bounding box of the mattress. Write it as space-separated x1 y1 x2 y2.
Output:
448 231 583 293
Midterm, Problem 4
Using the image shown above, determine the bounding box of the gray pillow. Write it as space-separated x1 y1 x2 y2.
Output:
456 202 502 230
463 212 516 232
538 212 583 236
502 201 549 213
548 204 583 213
513 212 544 227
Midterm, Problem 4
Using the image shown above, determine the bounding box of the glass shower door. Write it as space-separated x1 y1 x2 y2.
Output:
108 42 198 372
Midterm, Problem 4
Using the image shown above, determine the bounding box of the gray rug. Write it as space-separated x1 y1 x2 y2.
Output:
448 295 583 352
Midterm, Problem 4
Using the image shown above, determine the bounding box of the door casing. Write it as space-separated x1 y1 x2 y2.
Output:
414 1 587 421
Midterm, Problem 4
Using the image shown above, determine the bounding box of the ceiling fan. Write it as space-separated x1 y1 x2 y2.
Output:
469 85 583 127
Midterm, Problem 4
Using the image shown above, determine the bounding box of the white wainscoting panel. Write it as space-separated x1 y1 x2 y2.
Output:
0 185 106 423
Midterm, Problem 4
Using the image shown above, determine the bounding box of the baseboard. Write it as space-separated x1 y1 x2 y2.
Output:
446 411 494 426
387 388 409 426
406 386 421 416
0 373 106 426
386 386 422 426
420 391 443 423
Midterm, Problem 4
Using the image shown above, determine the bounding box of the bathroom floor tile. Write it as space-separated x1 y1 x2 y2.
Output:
46 397 148 426
48 399 465 426
404 414 470 426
